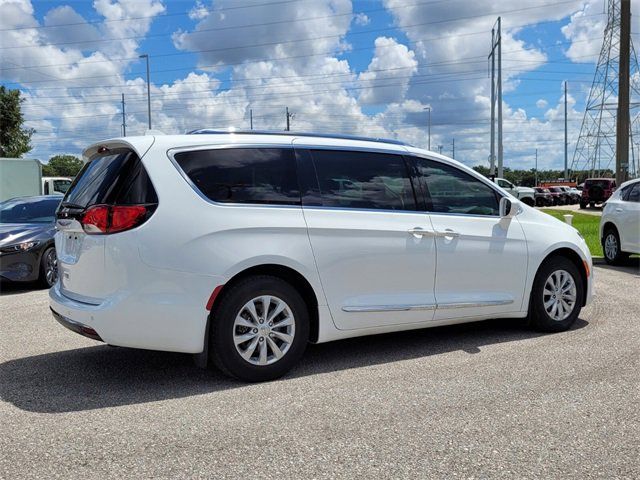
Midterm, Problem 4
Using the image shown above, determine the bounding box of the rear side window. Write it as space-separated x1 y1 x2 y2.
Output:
625 182 640 202
413 158 499 216
307 149 417 211
62 148 157 208
174 148 300 205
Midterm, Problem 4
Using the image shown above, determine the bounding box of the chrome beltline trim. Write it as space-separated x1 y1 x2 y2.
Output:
342 299 513 312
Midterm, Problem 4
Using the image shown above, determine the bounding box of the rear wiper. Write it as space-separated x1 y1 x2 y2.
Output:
60 201 85 209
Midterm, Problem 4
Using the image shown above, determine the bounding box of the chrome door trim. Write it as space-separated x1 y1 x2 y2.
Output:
436 299 514 309
342 304 437 312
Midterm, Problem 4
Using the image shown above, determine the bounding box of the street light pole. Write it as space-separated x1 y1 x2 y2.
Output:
139 54 151 130
424 106 431 150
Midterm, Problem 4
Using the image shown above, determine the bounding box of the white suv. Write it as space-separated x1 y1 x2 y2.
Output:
50 132 593 381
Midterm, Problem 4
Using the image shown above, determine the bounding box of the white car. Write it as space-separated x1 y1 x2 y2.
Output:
600 178 640 264
492 178 536 206
50 132 593 382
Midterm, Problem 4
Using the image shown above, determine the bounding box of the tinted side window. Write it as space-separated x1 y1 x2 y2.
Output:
414 158 500 216
307 150 416 211
174 148 299 205
626 182 640 202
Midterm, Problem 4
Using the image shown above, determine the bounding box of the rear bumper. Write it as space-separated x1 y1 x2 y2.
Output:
50 307 103 341
49 268 222 354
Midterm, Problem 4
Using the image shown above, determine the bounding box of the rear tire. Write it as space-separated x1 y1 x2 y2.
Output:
209 275 309 382
602 227 629 265
579 201 586 209
529 256 583 333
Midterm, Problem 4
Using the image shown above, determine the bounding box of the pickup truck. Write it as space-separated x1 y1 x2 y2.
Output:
492 177 536 206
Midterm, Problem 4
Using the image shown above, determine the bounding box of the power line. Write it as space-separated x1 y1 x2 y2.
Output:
0 1 583 72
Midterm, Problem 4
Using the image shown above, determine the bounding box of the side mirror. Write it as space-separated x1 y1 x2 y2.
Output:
499 197 518 218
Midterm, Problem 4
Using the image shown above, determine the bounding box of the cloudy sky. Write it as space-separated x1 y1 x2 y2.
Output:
1 0 638 171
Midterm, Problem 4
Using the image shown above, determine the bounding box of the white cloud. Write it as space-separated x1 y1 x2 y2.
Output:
353 13 369 26
358 37 417 105
536 98 548 109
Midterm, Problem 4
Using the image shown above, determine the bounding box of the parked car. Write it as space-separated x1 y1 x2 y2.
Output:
547 187 568 205
569 187 582 202
558 186 579 204
0 195 61 287
492 177 536 206
580 178 616 208
50 132 593 382
600 178 640 264
533 187 553 207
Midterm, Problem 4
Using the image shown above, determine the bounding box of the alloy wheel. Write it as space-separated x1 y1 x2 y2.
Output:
604 233 618 260
542 269 577 321
45 248 58 286
233 295 295 366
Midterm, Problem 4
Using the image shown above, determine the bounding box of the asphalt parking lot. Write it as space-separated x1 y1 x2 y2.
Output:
1 262 639 479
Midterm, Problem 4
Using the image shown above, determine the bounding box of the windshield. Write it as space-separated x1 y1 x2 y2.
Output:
585 179 613 188
53 179 72 194
0 197 61 224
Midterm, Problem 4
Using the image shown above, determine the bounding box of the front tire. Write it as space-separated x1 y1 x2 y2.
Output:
209 275 309 382
529 256 583 332
38 246 58 288
602 227 629 265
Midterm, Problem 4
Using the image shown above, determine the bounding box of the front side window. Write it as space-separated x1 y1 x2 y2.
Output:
307 150 416 211
174 148 300 205
413 158 500 216
497 179 512 189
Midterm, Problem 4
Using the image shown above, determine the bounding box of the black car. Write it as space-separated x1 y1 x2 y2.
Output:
0 195 61 287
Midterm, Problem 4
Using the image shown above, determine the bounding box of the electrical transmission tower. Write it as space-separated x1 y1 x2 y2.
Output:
571 0 639 179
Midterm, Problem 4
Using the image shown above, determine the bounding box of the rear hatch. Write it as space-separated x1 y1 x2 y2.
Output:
55 145 157 304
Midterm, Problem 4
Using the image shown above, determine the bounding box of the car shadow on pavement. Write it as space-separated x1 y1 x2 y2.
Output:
0 317 588 414
594 257 640 276
0 281 47 296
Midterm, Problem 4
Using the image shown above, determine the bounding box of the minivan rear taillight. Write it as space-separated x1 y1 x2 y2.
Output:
81 205 151 235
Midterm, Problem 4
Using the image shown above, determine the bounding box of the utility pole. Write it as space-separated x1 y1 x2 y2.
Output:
139 54 151 130
121 93 126 137
438 145 443 155
285 107 291 131
424 106 431 150
535 148 538 186
616 0 630 185
497 16 503 178
488 18 502 176
452 138 455 158
250 109 253 130
564 81 568 180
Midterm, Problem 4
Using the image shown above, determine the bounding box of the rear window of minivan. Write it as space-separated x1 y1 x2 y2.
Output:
62 148 157 208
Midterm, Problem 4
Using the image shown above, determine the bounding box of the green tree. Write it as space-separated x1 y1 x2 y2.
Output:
0 86 34 157
43 154 83 176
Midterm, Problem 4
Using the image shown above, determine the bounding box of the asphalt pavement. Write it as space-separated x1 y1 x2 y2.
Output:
1 262 638 479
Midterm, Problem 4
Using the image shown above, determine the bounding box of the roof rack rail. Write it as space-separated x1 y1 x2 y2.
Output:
186 129 411 146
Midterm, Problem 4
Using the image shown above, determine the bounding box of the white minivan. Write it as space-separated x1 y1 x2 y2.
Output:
50 132 593 381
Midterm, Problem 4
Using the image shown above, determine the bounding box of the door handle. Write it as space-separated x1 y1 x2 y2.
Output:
436 229 460 238
615 208 623 212
408 228 436 238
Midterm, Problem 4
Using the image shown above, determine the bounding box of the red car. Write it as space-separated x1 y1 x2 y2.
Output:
580 178 616 209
